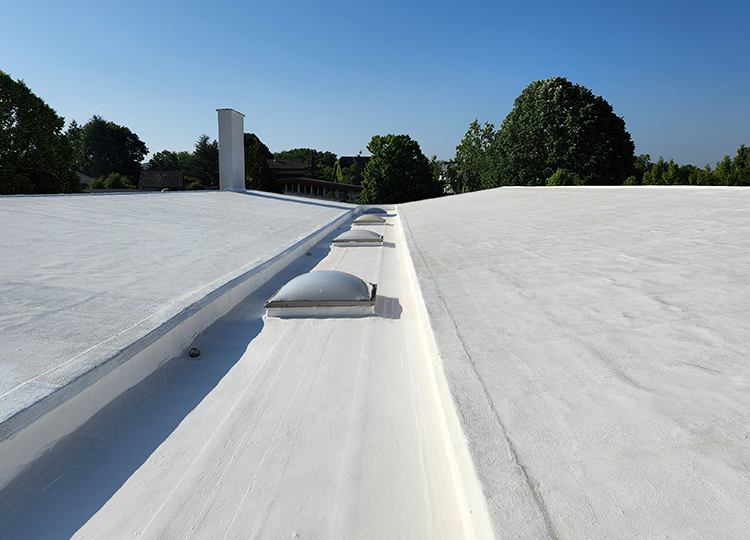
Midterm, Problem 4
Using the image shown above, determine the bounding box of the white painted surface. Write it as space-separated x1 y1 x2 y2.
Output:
0 215 468 539
217 108 245 191
400 187 750 539
6 186 748 538
0 191 353 487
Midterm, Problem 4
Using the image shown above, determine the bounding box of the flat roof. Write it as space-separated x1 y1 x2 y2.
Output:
400 186 750 538
0 191 352 430
1 186 749 538
0 205 466 538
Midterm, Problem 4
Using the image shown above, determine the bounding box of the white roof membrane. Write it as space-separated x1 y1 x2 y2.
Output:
0 203 465 539
0 191 354 479
400 186 750 539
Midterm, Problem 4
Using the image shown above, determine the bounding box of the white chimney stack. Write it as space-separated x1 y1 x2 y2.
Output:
217 109 245 191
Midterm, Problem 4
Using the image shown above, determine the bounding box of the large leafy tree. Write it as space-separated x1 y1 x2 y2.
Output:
149 149 193 172
357 134 442 204
245 133 279 193
71 115 149 183
447 120 497 193
0 70 81 194
494 77 636 186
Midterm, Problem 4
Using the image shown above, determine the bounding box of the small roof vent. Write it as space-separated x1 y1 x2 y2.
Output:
363 207 386 214
353 214 386 224
333 230 383 244
265 270 377 318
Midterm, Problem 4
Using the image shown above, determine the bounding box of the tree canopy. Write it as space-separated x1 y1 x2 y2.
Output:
149 150 193 172
69 115 149 183
357 134 443 204
446 120 497 193
0 70 81 194
493 77 636 186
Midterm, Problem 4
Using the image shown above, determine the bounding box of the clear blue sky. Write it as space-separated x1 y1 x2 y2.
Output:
2 0 748 167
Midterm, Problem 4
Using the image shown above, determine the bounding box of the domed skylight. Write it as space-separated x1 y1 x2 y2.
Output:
332 230 383 244
265 270 377 317
353 214 386 224
363 207 386 214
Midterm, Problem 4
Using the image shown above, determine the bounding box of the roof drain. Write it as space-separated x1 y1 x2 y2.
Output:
353 214 386 225
332 229 383 244
265 270 377 318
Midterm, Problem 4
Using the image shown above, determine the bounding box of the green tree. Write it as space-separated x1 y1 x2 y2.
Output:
66 119 85 168
332 160 345 183
493 77 636 186
633 154 652 182
73 115 148 183
149 150 193 172
0 70 81 194
341 161 364 185
447 119 496 193
244 133 279 193
357 134 442 204
714 145 750 186
186 180 206 190
642 157 692 185
641 157 667 185
688 164 714 185
89 172 136 189
191 134 219 188
273 148 337 179
319 164 335 183
546 168 583 186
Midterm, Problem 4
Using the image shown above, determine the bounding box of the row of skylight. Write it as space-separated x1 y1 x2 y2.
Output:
264 206 392 318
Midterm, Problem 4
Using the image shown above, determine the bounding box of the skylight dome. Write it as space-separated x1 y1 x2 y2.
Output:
353 214 386 224
363 207 387 214
265 270 377 317
332 230 383 244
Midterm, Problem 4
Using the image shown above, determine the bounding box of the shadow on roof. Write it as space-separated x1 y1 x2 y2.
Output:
0 246 331 539
375 295 402 320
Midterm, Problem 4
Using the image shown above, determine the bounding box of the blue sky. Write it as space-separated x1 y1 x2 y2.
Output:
2 0 748 167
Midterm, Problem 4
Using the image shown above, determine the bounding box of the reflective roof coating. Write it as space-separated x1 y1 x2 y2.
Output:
332 230 384 243
265 270 376 307
353 214 386 224
363 207 386 214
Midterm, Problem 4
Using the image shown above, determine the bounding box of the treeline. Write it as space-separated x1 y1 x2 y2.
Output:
4 68 747 198
147 135 220 189
448 77 748 191
626 148 750 186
